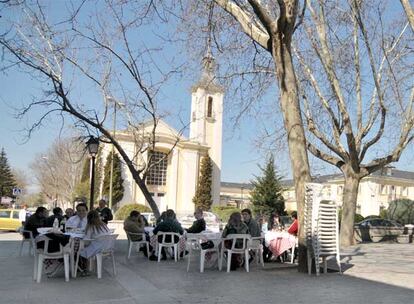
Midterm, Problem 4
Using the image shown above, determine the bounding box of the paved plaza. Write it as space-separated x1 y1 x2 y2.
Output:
0 232 413 304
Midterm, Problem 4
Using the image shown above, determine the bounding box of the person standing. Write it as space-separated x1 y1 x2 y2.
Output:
96 199 113 224
19 204 28 226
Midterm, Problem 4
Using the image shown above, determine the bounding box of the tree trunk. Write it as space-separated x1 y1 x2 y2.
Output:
272 37 312 272
340 169 360 247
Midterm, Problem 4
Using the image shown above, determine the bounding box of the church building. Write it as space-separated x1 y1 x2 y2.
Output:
102 50 224 215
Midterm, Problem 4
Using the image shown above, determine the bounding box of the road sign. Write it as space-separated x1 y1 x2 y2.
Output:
12 188 22 196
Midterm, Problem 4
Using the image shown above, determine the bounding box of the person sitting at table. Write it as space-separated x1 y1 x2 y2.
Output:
268 212 285 231
156 211 167 225
241 208 261 237
24 206 48 238
64 208 74 220
66 203 88 231
287 211 298 236
149 209 184 261
78 210 111 275
222 212 249 270
124 210 151 257
45 207 64 227
186 208 206 233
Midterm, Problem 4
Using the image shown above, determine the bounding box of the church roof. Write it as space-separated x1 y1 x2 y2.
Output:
191 48 224 94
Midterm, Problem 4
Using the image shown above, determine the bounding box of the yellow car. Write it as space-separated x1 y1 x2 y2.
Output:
0 209 22 231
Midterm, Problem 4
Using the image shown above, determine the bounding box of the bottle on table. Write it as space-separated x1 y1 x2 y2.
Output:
53 218 59 230
60 217 66 232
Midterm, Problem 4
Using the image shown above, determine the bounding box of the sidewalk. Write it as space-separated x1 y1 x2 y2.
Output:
0 232 413 304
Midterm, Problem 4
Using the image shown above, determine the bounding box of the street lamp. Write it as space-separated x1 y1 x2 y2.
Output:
86 136 100 210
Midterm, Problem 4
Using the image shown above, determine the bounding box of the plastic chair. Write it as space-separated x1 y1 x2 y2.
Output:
248 235 265 268
34 235 72 283
125 231 150 259
290 236 298 263
186 233 221 273
19 229 35 256
87 234 118 279
157 232 181 262
219 234 251 272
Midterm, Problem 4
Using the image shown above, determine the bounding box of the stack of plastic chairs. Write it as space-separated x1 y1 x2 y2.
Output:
305 183 341 276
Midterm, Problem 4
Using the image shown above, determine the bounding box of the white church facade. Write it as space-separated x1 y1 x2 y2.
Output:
102 52 224 215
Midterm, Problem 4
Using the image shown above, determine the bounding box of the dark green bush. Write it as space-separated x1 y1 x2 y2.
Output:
115 203 151 220
211 206 241 223
387 199 414 225
338 209 364 223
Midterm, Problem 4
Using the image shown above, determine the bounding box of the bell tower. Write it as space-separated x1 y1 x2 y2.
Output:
189 46 224 205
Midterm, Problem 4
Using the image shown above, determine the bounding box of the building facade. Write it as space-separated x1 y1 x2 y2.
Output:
220 167 414 217
102 51 224 215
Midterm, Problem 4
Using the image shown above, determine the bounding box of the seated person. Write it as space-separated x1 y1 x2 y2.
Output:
45 207 64 227
287 211 298 236
66 203 88 231
124 210 146 240
150 209 184 260
24 206 48 238
241 208 261 237
64 208 74 220
186 208 206 233
79 210 111 275
268 212 285 231
156 211 167 225
222 212 249 270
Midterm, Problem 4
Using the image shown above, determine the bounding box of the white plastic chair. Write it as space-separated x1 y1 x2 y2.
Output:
186 233 221 273
87 234 118 279
219 234 251 272
125 231 149 259
157 232 181 262
19 229 35 256
290 236 298 263
248 235 265 268
34 235 72 283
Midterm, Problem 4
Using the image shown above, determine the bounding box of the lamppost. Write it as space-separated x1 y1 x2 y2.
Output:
86 136 100 211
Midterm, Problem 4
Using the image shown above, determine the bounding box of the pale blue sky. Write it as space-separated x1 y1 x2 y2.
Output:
1 1 413 193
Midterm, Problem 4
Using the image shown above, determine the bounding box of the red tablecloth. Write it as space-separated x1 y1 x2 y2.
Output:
265 231 296 257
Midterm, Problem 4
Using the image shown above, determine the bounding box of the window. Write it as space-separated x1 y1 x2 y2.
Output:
147 151 168 186
0 211 11 218
192 112 196 122
207 96 213 118
157 193 165 197
12 211 19 219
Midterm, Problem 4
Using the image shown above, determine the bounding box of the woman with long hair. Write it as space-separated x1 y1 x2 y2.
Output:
78 210 111 275
222 212 249 270
268 212 285 231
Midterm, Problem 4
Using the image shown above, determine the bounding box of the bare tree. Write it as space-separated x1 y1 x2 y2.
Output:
294 0 414 246
30 137 84 207
0 1 185 218
181 0 311 270
400 0 414 32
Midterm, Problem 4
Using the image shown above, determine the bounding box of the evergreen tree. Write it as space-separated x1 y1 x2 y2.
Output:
249 154 285 216
102 151 124 207
0 148 17 204
192 154 213 211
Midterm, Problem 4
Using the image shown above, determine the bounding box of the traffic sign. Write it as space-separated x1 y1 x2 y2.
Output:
12 188 22 196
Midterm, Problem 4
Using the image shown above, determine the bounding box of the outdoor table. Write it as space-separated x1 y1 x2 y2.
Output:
264 230 296 258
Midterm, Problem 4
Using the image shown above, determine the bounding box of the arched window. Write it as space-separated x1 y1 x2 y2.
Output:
207 96 213 118
147 151 168 186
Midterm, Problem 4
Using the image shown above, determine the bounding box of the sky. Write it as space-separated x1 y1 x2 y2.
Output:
1 1 413 194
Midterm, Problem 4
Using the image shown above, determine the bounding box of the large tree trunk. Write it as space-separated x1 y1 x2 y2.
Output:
340 168 361 247
272 37 312 272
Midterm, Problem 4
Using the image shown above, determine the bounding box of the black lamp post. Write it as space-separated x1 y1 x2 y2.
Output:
86 136 100 211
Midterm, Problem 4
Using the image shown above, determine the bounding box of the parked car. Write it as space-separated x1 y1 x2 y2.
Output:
354 218 404 242
141 212 156 226
177 211 221 232
0 209 22 231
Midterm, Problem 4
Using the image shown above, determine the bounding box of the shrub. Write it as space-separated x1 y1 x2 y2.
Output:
387 199 414 225
379 209 388 219
211 206 240 223
338 209 364 223
115 203 151 220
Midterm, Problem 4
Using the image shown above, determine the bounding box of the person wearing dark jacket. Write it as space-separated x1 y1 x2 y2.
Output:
150 209 184 260
186 208 206 233
24 207 48 238
96 199 113 224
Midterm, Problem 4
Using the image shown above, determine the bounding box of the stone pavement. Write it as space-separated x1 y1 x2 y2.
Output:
0 232 413 304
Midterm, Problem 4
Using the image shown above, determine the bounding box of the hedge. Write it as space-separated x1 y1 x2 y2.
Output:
387 199 414 225
115 203 152 220
211 206 241 223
